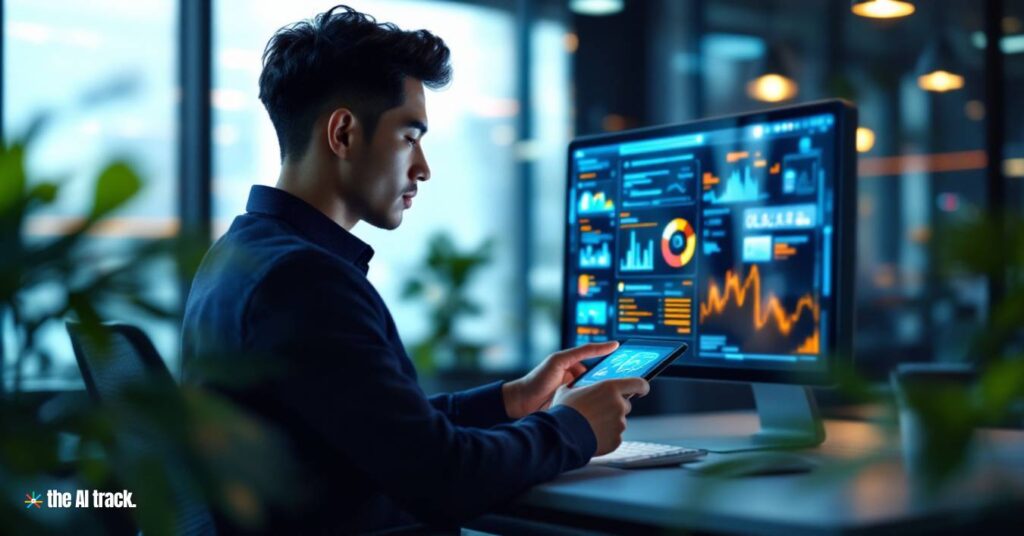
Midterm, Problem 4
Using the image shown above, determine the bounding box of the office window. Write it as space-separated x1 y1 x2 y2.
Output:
529 16 574 364
2 0 178 389
833 0 988 374
214 1 550 371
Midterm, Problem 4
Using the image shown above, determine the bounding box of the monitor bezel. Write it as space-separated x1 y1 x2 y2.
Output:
560 99 857 387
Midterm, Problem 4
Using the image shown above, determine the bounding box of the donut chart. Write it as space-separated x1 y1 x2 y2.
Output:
661 217 696 268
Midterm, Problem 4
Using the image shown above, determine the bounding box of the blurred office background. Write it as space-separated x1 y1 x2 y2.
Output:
3 0 1022 407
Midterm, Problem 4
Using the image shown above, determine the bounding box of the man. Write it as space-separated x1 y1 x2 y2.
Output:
182 5 648 533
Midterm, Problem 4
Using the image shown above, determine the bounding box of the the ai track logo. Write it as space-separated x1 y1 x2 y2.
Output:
21 489 136 509
24 491 43 509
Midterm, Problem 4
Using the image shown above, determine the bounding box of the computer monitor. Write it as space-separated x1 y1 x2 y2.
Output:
561 100 857 451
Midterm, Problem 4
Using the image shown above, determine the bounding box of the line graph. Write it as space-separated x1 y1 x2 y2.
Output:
699 264 819 337
795 329 820 354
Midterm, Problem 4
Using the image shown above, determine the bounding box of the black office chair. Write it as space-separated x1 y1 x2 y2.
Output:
66 321 216 536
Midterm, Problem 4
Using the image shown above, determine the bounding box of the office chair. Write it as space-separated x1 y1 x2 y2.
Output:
66 321 215 536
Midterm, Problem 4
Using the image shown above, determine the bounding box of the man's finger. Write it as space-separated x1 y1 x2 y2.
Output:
605 377 650 398
552 341 619 365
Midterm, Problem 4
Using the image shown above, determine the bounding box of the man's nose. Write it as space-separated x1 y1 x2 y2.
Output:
414 149 431 182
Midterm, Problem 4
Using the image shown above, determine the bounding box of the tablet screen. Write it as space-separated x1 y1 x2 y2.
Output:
573 341 685 388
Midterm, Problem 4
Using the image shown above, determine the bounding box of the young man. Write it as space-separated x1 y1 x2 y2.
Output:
182 5 648 533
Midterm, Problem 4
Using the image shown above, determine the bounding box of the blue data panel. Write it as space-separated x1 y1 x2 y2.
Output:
565 111 839 373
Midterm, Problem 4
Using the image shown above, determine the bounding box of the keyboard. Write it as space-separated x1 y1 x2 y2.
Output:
589 441 706 469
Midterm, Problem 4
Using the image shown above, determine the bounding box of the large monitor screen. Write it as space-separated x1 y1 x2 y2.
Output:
562 101 855 384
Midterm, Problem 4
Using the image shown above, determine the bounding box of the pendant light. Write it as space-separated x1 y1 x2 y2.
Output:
747 42 799 103
916 11 963 93
747 1 798 103
851 0 916 20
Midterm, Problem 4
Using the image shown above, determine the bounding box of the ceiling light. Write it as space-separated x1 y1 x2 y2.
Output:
747 74 799 103
856 127 876 153
851 0 916 19
747 43 799 103
569 0 624 16
918 71 965 92
916 37 964 93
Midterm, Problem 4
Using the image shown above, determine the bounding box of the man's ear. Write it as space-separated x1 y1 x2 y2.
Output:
325 108 359 158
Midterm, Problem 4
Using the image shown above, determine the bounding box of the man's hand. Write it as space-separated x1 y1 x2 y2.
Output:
552 377 650 455
501 341 620 419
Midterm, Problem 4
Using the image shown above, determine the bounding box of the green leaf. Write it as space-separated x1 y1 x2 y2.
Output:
0 144 26 217
89 161 141 220
400 279 425 299
978 358 1024 422
27 181 59 204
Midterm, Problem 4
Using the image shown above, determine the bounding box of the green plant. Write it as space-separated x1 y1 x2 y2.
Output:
400 232 494 374
0 116 296 535
832 212 1024 492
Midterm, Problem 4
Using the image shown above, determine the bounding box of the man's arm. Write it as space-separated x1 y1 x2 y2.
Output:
242 250 596 524
427 382 514 428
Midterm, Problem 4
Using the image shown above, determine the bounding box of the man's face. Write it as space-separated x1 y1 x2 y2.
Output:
346 77 431 230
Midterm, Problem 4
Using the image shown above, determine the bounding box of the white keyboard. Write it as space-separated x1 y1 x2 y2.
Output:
589 441 706 469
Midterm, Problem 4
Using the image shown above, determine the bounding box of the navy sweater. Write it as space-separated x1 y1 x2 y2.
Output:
181 185 595 533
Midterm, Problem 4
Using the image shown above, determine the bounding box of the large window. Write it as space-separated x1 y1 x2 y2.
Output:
2 0 178 389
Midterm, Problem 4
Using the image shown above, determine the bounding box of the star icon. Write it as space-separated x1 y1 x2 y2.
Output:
24 491 43 509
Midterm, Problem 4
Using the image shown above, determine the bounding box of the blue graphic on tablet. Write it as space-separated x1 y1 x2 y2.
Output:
575 345 677 387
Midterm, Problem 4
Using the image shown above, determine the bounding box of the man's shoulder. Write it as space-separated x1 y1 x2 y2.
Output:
205 213 364 287
185 214 371 324
182 214 377 363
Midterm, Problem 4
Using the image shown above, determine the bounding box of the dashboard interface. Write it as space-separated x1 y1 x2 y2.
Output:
565 107 845 373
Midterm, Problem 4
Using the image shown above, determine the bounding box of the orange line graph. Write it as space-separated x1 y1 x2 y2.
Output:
796 329 820 354
699 265 819 336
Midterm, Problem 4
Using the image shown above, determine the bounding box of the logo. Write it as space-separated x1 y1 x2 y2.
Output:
24 491 43 509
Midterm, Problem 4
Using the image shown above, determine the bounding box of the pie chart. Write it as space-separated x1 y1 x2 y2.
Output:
661 217 696 268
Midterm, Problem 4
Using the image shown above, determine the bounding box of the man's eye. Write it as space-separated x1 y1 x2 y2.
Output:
406 136 418 146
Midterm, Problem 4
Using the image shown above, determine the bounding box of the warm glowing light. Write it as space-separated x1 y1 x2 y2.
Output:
602 114 627 131
564 32 579 53
856 127 876 153
746 73 798 103
918 70 965 92
851 0 916 19
1005 158 1024 178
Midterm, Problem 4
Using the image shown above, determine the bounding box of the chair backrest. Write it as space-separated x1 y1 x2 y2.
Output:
66 321 177 402
66 321 216 536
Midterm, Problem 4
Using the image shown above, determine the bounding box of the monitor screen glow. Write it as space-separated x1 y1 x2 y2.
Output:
563 101 855 382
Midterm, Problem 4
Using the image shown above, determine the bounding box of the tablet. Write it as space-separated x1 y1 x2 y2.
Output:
571 339 689 388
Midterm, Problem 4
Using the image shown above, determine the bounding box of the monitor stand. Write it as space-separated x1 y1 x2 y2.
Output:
689 383 825 453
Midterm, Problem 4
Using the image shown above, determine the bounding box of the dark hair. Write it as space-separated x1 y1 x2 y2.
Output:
258 5 451 160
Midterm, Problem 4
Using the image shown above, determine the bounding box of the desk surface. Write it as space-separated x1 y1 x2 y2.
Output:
514 413 1024 535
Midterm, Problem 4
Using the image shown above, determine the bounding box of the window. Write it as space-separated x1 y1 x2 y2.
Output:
2 0 178 389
